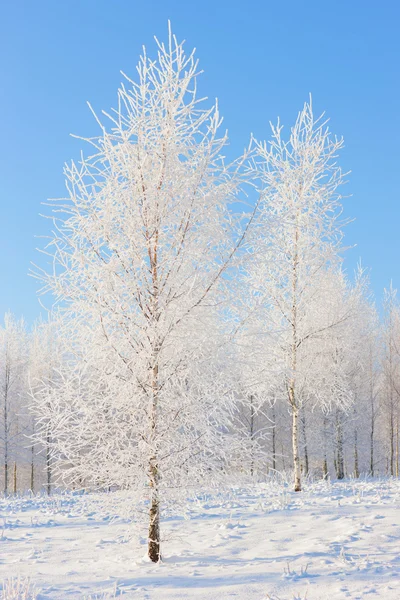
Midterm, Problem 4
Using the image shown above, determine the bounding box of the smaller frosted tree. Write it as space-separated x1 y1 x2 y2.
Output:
245 100 351 491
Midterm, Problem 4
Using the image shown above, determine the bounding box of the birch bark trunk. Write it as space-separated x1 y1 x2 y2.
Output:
369 348 375 477
147 218 161 563
289 210 301 492
322 416 328 479
291 403 301 492
335 409 344 480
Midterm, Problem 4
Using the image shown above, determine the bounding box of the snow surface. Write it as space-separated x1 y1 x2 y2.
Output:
1 478 400 599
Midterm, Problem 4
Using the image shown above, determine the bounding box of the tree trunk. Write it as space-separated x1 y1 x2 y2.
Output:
147 224 161 563
289 208 300 492
322 416 328 479
370 401 374 477
30 419 35 492
291 405 301 491
281 443 286 471
148 459 160 562
301 411 309 477
369 347 375 477
13 461 17 494
353 405 359 478
370 426 374 476
148 341 161 561
4 363 10 494
30 445 35 492
354 428 359 478
336 410 344 480
388 307 395 477
4 423 8 494
250 395 255 476
46 428 51 495
390 411 394 476
272 404 276 472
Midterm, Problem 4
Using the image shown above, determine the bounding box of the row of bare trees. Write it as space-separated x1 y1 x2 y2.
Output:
0 316 56 494
2 281 400 493
235 274 400 482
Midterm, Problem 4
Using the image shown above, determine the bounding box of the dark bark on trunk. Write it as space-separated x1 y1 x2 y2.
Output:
301 411 309 476
354 429 359 478
148 460 160 562
370 427 374 477
369 347 375 477
322 416 328 479
335 410 344 480
147 220 162 563
148 341 161 562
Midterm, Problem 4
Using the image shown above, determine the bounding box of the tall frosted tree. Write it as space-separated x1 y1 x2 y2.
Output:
246 100 349 491
33 28 251 562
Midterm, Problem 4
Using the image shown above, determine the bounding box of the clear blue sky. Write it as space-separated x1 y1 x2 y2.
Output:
0 0 399 323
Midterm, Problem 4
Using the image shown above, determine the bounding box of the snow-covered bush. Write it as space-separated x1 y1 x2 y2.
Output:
1 578 37 600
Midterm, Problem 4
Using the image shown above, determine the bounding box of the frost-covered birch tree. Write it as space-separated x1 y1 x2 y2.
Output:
246 101 349 491
32 28 251 561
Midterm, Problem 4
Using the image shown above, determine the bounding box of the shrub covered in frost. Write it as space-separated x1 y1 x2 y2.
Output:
1 578 37 600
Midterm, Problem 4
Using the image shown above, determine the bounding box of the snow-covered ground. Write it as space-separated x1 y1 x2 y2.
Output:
2 478 400 599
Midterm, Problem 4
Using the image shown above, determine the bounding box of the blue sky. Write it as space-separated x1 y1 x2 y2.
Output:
0 0 399 323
